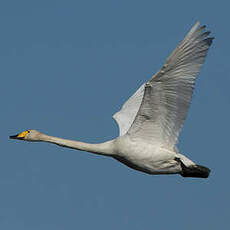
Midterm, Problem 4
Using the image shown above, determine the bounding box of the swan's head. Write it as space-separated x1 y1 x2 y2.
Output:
10 129 41 142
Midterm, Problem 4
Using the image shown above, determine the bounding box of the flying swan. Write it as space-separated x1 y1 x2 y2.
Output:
10 22 214 178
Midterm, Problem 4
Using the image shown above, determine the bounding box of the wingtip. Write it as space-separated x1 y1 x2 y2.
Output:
200 24 206 29
186 21 202 39
205 37 215 45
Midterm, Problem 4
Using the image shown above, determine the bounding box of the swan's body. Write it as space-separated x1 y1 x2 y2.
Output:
114 135 182 174
10 22 214 178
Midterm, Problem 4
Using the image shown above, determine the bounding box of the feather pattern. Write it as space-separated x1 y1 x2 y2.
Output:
126 22 214 148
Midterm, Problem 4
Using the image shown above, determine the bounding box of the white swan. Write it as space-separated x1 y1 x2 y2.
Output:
10 22 214 178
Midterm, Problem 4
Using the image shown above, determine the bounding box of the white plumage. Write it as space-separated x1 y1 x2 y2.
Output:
114 22 212 148
113 83 145 136
10 22 214 178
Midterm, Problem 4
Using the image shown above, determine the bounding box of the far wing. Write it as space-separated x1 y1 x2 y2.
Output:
127 22 214 148
113 84 145 136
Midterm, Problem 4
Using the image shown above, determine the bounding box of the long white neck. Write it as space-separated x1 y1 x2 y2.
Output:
39 133 116 156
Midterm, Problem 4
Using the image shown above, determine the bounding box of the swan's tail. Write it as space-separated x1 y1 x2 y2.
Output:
180 164 210 178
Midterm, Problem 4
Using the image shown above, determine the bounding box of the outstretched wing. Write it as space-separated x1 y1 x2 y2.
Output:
126 22 214 148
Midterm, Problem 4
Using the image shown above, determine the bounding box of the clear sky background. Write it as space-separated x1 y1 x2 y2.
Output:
2 0 229 229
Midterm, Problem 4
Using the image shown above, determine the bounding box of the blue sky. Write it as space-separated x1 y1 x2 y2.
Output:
2 0 229 229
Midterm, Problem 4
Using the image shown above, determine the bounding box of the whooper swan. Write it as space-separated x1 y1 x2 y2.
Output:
10 22 214 178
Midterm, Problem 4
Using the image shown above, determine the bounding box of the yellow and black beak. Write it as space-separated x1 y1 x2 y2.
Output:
9 130 29 140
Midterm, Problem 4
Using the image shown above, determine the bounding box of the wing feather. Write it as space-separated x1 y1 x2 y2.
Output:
126 22 214 148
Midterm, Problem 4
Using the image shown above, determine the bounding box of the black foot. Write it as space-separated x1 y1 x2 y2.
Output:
176 158 210 178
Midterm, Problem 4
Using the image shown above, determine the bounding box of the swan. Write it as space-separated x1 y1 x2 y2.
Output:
10 22 214 178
